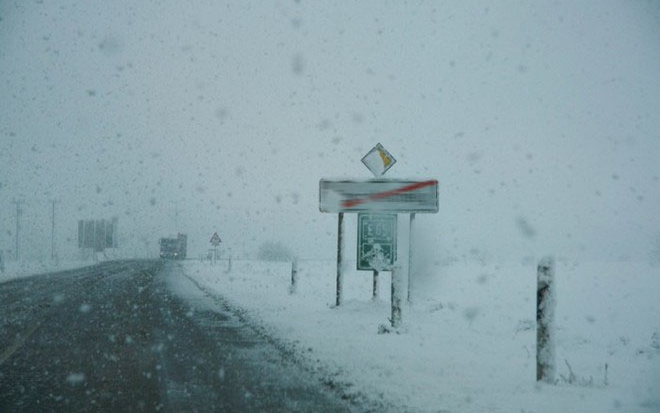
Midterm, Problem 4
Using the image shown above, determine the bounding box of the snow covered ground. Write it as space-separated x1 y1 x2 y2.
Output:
0 260 96 283
2 258 657 411
184 259 660 413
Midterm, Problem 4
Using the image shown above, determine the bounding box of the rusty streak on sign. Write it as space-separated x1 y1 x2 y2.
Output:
319 179 439 213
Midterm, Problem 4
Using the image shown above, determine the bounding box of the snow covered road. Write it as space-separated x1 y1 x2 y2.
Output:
0 260 357 412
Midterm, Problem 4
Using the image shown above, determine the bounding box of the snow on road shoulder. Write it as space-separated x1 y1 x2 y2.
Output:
183 259 660 413
0 260 96 283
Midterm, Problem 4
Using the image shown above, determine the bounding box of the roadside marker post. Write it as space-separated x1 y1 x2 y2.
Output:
319 143 438 328
390 263 404 328
537 256 556 382
289 259 299 295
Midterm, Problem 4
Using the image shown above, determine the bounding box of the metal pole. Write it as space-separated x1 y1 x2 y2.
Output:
290 259 298 294
15 201 19 261
372 270 379 299
407 213 416 304
174 201 179 233
537 256 556 382
13 200 23 261
112 217 119 248
336 212 344 307
51 200 55 260
93 222 97 258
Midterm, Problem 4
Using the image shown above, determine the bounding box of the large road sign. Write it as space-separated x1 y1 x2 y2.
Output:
78 218 118 252
357 213 397 271
319 179 438 213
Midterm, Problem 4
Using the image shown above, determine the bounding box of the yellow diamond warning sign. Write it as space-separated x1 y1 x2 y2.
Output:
361 143 396 177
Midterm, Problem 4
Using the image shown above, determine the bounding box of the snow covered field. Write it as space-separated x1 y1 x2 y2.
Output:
185 259 660 413
0 260 96 283
2 258 657 411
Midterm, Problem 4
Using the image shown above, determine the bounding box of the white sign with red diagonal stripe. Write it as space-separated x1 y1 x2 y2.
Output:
319 179 439 213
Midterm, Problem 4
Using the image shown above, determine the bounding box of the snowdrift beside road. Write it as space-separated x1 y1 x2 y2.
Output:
185 259 660 413
0 260 96 283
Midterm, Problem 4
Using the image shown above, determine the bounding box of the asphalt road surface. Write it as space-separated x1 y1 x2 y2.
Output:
0 260 356 412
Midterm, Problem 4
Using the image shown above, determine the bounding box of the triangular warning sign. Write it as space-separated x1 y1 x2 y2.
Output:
210 232 222 245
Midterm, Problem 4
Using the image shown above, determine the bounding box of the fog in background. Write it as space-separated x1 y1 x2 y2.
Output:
1 1 659 263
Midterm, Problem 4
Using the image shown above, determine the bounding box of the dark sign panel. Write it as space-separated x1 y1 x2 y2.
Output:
78 218 118 251
357 213 397 271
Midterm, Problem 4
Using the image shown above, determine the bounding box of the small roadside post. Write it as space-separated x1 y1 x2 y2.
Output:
537 256 556 382
319 143 439 329
289 258 298 294
390 263 403 328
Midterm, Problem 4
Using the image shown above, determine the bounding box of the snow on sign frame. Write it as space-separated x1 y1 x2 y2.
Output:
361 143 396 177
319 179 439 213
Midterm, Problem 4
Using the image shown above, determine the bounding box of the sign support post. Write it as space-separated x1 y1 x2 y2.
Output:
336 213 344 307
407 213 416 304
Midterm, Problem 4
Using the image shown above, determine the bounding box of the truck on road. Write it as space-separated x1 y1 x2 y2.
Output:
159 233 187 260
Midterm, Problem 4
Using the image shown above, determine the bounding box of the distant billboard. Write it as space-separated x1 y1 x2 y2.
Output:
78 218 118 252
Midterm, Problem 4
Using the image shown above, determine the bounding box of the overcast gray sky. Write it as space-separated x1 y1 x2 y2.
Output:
1 1 659 262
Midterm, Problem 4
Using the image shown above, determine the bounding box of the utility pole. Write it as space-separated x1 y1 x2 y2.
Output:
175 201 179 233
50 200 58 261
13 200 24 261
